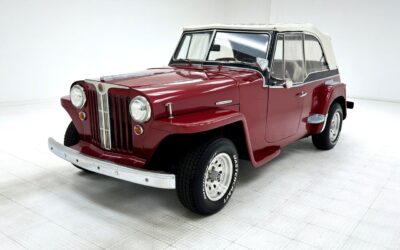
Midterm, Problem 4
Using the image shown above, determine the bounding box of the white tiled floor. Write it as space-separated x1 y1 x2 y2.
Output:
0 98 399 250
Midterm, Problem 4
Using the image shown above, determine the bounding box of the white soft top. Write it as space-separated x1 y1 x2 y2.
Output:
183 23 337 70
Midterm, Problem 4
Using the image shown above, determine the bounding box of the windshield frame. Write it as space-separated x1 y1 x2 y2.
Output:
170 29 272 69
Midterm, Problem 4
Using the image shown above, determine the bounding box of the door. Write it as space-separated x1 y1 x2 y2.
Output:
265 33 307 142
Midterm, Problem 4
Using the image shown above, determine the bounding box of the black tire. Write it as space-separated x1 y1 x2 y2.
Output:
64 122 91 172
176 138 239 215
312 103 343 150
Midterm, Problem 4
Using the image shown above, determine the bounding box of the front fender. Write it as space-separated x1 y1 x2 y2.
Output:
149 107 264 168
150 108 243 134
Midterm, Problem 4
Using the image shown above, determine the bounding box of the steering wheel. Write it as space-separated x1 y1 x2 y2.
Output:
215 57 238 62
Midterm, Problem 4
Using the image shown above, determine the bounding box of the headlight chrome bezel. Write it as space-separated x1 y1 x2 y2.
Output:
129 95 152 123
70 84 86 109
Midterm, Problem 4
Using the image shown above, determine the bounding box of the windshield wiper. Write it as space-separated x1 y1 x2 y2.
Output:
174 58 193 65
218 60 256 67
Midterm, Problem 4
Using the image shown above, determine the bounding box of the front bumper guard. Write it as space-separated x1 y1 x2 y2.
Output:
48 137 175 189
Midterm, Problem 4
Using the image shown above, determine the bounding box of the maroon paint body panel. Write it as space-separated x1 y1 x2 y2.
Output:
62 64 347 169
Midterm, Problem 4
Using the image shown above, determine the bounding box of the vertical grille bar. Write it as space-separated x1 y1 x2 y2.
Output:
110 96 119 149
88 89 100 145
123 97 131 151
117 97 124 150
126 97 133 152
97 91 112 150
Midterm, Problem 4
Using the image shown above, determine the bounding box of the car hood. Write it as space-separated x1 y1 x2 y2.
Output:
101 66 251 119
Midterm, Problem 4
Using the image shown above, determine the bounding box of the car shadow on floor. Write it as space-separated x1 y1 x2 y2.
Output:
66 137 320 220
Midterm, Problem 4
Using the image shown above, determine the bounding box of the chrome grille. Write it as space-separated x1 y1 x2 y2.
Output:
85 80 129 151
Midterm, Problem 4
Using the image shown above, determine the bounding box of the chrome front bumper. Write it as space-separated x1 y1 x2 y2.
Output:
48 137 176 189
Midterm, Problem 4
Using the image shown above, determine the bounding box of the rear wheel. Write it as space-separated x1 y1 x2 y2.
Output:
176 138 239 215
312 103 343 150
64 122 91 172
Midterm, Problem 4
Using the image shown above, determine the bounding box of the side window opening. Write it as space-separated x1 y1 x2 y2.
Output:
175 32 212 60
284 33 305 83
270 34 284 79
270 33 306 84
304 34 329 74
176 35 192 59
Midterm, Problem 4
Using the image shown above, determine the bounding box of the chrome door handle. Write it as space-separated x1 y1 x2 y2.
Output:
297 91 307 98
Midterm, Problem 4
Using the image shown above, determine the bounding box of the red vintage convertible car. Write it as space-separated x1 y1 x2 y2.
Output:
49 24 353 215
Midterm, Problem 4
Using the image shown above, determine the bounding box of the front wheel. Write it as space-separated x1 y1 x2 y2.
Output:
312 103 343 150
176 138 239 215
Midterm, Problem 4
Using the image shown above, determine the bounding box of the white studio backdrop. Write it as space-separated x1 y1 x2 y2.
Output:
1 0 399 103
0 0 268 104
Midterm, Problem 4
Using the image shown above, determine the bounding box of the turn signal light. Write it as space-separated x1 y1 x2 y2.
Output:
79 111 87 121
134 124 144 135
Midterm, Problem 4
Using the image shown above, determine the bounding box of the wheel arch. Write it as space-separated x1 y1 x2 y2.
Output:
147 121 250 172
331 96 347 119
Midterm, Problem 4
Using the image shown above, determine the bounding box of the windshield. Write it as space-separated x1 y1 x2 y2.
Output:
174 31 270 65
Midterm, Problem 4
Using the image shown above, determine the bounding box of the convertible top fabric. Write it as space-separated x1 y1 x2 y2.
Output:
183 23 338 70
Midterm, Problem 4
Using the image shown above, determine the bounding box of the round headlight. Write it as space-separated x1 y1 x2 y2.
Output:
129 96 151 123
70 85 86 109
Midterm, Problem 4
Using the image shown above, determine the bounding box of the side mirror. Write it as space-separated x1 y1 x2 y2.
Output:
256 57 269 72
210 44 221 52
284 79 294 88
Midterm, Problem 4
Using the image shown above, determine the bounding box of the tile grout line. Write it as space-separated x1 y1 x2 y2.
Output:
335 166 396 250
0 193 106 250
0 230 28 249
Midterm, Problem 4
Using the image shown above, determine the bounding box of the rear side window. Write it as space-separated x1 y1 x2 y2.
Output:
304 34 329 74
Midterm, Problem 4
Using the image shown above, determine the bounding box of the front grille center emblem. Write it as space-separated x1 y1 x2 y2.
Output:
97 83 104 93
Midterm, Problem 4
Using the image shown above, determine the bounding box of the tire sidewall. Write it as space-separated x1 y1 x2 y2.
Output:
327 103 343 145
193 139 239 214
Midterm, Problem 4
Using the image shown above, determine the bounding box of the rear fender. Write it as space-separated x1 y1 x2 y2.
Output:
307 83 346 134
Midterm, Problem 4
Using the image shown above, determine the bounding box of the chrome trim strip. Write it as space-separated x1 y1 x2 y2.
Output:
165 102 173 119
48 137 176 189
216 100 233 106
100 71 155 82
84 80 129 150
267 74 340 89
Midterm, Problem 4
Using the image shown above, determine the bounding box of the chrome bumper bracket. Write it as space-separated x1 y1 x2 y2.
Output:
48 137 175 189
307 114 326 124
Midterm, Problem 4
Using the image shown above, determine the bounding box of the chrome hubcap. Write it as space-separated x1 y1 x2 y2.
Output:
204 153 233 201
329 111 341 142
